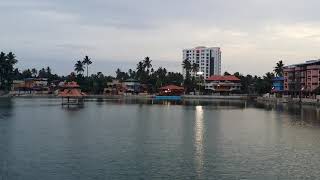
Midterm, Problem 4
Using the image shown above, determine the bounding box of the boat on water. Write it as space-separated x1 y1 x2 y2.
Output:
155 96 182 100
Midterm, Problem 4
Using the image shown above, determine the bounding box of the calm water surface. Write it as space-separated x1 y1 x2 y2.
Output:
1 98 320 179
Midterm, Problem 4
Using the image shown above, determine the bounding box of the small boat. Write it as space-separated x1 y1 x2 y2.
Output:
155 96 182 100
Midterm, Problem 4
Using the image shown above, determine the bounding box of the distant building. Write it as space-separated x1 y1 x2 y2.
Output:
284 60 320 96
11 78 49 94
104 80 126 95
205 75 241 94
183 46 221 79
123 79 141 94
158 85 184 96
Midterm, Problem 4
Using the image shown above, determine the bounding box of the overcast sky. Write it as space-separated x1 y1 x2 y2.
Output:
1 0 320 76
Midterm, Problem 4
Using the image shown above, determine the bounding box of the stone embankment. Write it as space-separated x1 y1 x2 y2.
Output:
182 95 249 100
257 97 320 106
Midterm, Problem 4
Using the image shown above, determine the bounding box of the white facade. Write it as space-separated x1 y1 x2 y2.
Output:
182 46 221 79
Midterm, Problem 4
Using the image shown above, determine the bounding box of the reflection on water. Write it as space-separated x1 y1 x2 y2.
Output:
2 98 320 179
0 98 13 120
255 102 320 127
194 106 204 178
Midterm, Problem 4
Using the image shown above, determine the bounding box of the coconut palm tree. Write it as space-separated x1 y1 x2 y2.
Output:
0 52 18 90
74 60 84 75
274 60 284 77
141 57 151 76
46 66 51 75
31 68 37 78
182 58 193 92
143 57 152 71
0 52 6 88
6 52 18 66
191 63 199 76
182 58 192 76
136 61 145 80
82 55 92 77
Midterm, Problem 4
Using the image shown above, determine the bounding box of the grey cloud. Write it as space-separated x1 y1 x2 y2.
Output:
1 0 320 76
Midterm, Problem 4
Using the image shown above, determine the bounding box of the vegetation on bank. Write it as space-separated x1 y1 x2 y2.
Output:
0 51 284 95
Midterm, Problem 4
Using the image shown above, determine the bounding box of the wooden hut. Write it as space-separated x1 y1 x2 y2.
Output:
58 81 86 105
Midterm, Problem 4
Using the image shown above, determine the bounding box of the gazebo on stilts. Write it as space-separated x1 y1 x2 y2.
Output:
58 81 86 106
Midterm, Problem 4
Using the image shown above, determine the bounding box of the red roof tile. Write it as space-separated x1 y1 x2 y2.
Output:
206 75 240 81
58 89 86 97
159 85 184 90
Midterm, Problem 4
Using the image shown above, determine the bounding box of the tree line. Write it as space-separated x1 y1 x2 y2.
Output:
0 51 284 95
113 57 184 93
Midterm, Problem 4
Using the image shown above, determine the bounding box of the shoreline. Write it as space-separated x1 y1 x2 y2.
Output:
2 94 251 100
256 97 320 106
4 94 320 107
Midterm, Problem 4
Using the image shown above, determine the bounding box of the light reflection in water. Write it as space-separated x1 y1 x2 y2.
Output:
194 105 204 178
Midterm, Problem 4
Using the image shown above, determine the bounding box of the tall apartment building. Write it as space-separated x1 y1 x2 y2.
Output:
182 46 221 79
284 60 320 94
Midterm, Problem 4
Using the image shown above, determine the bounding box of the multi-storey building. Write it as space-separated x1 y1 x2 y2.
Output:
205 75 241 94
182 46 221 79
284 60 320 95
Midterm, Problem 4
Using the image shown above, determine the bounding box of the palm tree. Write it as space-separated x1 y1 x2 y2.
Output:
143 57 152 69
182 58 192 76
38 68 46 78
6 52 18 66
1 52 18 90
191 63 199 76
0 52 6 87
46 66 51 75
274 60 284 77
82 55 92 77
31 68 37 78
136 61 145 80
74 60 84 75
142 57 152 76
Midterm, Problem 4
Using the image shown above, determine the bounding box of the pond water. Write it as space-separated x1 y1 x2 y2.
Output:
1 98 320 179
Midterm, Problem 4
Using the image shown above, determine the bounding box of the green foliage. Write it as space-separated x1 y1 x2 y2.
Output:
0 52 18 90
113 57 184 93
274 60 284 77
115 68 129 81
74 60 84 75
233 72 274 95
0 52 279 95
182 58 196 93
82 55 92 77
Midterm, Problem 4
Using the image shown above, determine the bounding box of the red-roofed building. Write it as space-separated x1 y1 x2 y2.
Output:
58 81 86 105
159 85 184 96
205 75 241 94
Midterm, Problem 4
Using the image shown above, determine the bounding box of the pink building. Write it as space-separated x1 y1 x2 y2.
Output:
284 60 320 96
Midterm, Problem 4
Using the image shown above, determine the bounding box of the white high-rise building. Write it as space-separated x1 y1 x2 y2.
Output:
182 46 221 79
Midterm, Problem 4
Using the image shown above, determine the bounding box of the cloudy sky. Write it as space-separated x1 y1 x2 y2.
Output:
1 0 320 76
